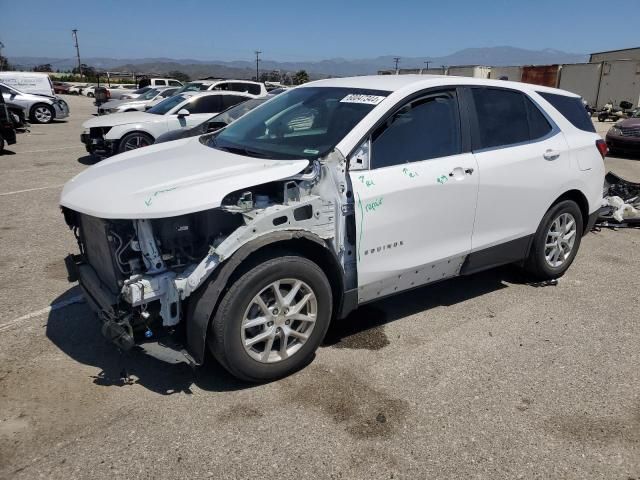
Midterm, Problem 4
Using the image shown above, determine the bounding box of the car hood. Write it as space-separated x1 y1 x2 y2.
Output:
60 137 309 219
99 99 129 109
83 111 162 128
615 118 640 128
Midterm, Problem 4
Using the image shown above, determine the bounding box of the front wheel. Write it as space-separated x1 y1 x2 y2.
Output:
30 104 54 124
118 132 154 153
523 200 583 280
208 255 333 382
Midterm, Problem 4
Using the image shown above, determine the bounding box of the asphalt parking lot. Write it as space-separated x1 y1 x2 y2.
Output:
0 94 638 479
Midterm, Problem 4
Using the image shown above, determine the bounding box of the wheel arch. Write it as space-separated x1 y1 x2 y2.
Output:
185 230 345 365
29 102 55 120
550 189 590 234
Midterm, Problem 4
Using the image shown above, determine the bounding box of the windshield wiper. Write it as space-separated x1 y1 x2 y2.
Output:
216 144 274 159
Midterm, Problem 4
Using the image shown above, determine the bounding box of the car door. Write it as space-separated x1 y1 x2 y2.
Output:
349 89 479 301
466 87 571 257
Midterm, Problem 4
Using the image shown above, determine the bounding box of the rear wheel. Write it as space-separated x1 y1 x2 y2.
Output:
30 104 54 124
0 133 4 153
118 132 154 153
208 255 332 382
523 200 583 280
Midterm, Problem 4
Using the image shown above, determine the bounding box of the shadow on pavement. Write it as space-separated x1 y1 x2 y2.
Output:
77 154 101 165
0 149 16 155
46 266 522 395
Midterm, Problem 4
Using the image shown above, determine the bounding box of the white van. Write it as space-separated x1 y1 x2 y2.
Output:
0 72 55 96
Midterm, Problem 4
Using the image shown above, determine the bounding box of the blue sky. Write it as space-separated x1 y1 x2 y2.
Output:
1 0 638 62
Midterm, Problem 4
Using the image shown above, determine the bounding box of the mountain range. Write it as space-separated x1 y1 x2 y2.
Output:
9 46 588 79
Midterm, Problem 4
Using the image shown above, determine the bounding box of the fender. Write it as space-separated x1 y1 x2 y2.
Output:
185 230 339 365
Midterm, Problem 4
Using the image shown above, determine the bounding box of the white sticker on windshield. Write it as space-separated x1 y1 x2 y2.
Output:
340 94 386 105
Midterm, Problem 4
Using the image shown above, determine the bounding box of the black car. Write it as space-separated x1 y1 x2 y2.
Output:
0 96 17 153
154 97 267 144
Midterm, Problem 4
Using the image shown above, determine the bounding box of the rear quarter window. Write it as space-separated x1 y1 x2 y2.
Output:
537 91 595 133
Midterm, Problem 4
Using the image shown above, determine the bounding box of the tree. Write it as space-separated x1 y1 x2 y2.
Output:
168 70 190 83
72 63 96 78
33 63 52 72
293 70 309 85
0 55 12 71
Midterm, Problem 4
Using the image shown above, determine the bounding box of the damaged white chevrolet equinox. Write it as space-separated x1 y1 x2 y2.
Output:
61 75 605 381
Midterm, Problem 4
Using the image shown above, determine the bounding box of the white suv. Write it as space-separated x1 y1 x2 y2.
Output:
61 75 605 382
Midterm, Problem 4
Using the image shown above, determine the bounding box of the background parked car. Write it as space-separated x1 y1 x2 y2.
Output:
53 81 71 94
107 84 138 99
82 86 104 98
155 96 268 143
138 78 184 88
0 82 69 124
175 79 267 96
68 83 88 95
0 96 18 153
606 108 640 155
81 91 256 156
98 87 178 115
120 86 153 100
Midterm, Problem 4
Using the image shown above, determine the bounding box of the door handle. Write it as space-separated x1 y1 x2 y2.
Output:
449 167 475 178
543 149 560 161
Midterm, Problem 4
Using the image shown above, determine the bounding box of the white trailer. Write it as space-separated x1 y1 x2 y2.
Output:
447 66 491 78
489 66 523 82
596 60 640 108
558 63 602 107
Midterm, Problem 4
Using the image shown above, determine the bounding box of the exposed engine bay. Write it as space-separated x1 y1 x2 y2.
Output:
62 153 356 357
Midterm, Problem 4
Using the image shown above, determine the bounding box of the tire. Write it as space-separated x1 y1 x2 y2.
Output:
0 133 4 154
208 255 333 382
523 200 583 281
30 103 55 124
597 114 607 122
118 132 154 153
87 92 94 98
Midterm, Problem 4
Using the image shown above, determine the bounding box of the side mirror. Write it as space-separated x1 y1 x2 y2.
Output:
177 109 190 117
349 137 370 171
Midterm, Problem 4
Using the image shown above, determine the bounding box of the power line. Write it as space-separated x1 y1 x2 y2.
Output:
254 50 262 81
71 29 82 77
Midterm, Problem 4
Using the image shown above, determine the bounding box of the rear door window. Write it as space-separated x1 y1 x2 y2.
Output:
537 91 595 133
168 80 182 86
154 79 167 86
187 95 223 114
222 95 248 109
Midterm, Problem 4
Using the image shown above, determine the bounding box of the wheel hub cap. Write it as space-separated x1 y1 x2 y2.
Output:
544 212 577 268
241 279 317 364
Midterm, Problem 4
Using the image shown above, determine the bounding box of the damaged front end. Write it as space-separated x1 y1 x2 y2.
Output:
62 154 355 362
597 172 640 228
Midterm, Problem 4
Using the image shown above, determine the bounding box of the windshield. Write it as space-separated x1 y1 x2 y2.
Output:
147 94 187 115
139 88 160 101
632 108 640 118
174 82 207 95
209 87 389 159
132 86 152 94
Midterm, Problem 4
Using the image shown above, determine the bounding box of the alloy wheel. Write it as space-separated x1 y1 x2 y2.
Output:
34 106 52 123
123 135 151 151
544 212 577 268
241 279 317 363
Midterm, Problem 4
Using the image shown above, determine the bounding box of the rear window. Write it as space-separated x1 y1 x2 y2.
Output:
537 91 595 133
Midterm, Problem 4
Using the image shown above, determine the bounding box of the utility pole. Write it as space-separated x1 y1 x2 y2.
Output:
0 41 5 71
71 29 82 78
424 60 431 70
254 50 262 81
393 56 400 72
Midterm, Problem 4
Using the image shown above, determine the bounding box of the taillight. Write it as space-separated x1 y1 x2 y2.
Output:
596 139 608 159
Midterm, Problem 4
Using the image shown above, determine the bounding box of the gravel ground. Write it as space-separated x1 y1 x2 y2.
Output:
0 95 638 480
